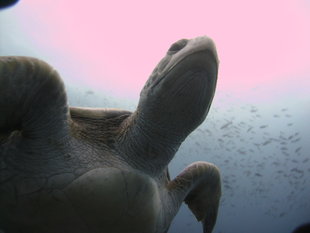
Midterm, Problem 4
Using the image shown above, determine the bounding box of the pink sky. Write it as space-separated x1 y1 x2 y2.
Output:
7 0 310 98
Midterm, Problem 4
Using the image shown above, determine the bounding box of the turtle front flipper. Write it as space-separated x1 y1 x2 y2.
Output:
0 56 69 142
167 162 221 233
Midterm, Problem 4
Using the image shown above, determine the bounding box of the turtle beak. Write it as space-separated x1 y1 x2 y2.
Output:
138 36 219 139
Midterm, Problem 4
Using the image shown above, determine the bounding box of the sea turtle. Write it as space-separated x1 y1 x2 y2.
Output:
0 36 221 233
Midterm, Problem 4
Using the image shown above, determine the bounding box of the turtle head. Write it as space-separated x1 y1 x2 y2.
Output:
117 36 218 173
138 36 219 140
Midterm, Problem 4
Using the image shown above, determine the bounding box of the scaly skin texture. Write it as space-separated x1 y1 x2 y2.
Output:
0 36 221 233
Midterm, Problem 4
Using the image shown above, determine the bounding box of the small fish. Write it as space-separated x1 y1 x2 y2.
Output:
262 140 272 146
292 138 301 143
244 170 251 176
86 90 94 95
279 212 286 217
291 168 304 175
253 143 261 150
237 149 246 155
221 121 232 129
295 147 302 153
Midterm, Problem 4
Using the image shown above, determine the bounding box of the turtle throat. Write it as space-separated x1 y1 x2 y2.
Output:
116 111 182 175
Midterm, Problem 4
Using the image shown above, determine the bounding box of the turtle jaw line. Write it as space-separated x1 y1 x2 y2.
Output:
150 49 217 92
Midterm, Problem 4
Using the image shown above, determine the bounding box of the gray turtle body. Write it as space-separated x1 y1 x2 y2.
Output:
0 36 221 233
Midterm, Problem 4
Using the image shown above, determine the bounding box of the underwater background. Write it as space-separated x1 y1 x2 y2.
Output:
1 1 309 232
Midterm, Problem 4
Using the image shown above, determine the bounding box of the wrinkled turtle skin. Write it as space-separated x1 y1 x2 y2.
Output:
0 36 221 233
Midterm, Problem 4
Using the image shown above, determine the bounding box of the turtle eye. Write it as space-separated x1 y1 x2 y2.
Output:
167 39 188 54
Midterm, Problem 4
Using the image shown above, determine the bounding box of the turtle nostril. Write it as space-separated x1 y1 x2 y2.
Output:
168 39 189 54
